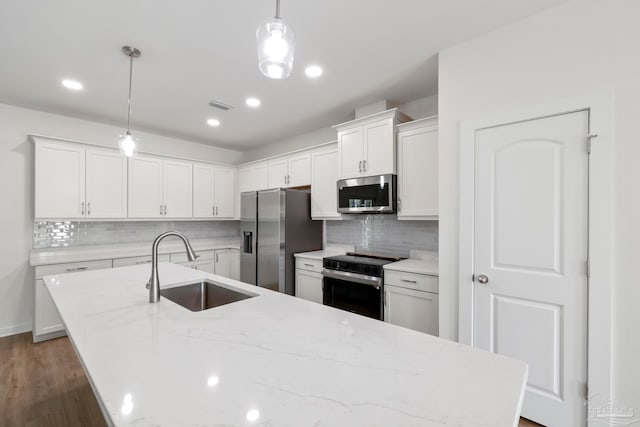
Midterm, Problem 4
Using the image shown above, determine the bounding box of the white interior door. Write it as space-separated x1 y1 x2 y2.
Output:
473 111 588 426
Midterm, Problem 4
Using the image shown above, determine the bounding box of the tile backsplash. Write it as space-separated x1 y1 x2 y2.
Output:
325 215 438 257
33 221 240 249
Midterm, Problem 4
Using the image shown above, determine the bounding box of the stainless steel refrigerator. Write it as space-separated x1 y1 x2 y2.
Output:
240 189 322 295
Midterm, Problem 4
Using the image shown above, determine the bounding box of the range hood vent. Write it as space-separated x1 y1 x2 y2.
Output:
208 100 233 111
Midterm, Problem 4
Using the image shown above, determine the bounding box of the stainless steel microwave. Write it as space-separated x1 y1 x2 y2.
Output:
337 174 397 214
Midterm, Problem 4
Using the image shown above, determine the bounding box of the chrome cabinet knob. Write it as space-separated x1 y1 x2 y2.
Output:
477 275 489 284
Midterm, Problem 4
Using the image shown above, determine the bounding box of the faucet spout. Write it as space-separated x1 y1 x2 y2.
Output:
147 231 198 303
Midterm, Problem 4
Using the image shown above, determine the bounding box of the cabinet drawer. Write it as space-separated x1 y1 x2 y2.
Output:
171 250 214 263
113 254 170 267
35 259 113 279
384 270 438 293
295 257 323 273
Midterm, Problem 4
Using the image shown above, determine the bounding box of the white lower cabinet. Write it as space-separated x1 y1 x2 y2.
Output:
113 254 171 267
214 248 240 280
383 270 439 336
295 257 323 303
34 259 113 342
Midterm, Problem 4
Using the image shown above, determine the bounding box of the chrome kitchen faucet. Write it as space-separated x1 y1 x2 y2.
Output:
147 231 197 303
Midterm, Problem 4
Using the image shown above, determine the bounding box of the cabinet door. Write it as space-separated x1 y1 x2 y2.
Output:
384 286 438 335
214 167 236 218
163 160 193 218
35 141 85 218
268 159 288 188
363 119 395 176
295 269 323 304
398 126 439 219
337 127 363 179
34 279 65 337
214 249 232 278
128 155 163 218
193 259 215 273
239 167 253 193
85 149 127 218
311 148 340 219
229 248 240 280
193 164 215 218
287 153 311 187
254 163 269 190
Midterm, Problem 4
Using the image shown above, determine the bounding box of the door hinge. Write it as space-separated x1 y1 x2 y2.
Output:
587 134 598 154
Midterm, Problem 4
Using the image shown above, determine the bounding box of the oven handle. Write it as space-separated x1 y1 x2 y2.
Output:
322 269 382 289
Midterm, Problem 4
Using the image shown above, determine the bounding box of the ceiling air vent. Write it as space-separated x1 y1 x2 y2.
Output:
208 100 233 111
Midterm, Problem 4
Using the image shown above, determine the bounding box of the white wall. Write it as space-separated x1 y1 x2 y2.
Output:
438 0 639 413
242 94 439 162
0 103 243 336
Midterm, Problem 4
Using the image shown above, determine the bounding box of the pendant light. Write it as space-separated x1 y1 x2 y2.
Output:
256 0 295 79
118 46 141 157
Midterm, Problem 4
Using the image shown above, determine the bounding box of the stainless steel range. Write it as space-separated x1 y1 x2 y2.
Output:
322 252 403 320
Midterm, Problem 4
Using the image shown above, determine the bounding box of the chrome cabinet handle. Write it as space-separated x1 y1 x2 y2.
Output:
135 260 152 265
163 205 167 215
66 266 88 272
81 202 85 216
215 206 218 216
212 205 215 216
87 202 91 216
215 253 219 263
363 160 367 172
303 263 314 267
477 275 489 284
160 204 163 215
397 198 401 211
401 279 417 284
358 161 362 172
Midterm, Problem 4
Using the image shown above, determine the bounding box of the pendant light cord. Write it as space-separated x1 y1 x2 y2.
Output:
126 53 134 133
275 0 280 18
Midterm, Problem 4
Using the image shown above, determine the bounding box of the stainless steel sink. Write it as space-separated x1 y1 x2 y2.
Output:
160 281 256 312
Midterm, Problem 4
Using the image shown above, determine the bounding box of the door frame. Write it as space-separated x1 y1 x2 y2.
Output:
458 91 613 426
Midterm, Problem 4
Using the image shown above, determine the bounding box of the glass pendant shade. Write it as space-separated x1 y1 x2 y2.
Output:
118 131 137 157
256 17 295 79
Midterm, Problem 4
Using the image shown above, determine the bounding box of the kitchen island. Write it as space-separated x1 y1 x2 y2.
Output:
44 263 527 427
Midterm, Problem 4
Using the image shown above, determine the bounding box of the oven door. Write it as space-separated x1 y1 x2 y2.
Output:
322 269 383 320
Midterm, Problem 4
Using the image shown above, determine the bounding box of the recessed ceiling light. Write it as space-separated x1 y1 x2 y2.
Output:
246 97 261 108
305 65 323 78
207 118 221 127
62 79 83 91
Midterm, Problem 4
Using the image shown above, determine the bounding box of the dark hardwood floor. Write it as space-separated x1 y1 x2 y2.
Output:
0 332 543 426
0 332 105 427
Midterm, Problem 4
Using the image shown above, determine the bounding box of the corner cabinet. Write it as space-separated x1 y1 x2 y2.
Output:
128 156 193 218
193 164 236 219
34 138 127 219
396 117 439 220
311 145 341 219
334 108 408 179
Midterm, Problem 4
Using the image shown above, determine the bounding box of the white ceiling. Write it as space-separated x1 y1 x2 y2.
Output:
0 0 563 150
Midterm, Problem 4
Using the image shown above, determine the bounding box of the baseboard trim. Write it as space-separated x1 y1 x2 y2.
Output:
0 322 33 338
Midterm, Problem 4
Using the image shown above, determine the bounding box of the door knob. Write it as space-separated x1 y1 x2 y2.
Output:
477 275 489 284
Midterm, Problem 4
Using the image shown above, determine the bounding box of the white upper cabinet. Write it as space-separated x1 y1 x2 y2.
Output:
128 155 164 218
311 146 341 219
85 148 127 218
267 153 311 188
35 140 85 219
239 163 269 193
214 166 236 218
34 138 127 219
334 108 407 179
397 116 439 220
129 156 192 218
194 164 236 219
267 159 289 188
163 160 193 218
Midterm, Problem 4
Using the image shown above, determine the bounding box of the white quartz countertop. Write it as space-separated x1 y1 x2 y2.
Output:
384 254 439 276
293 247 349 260
44 263 527 427
30 237 240 266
